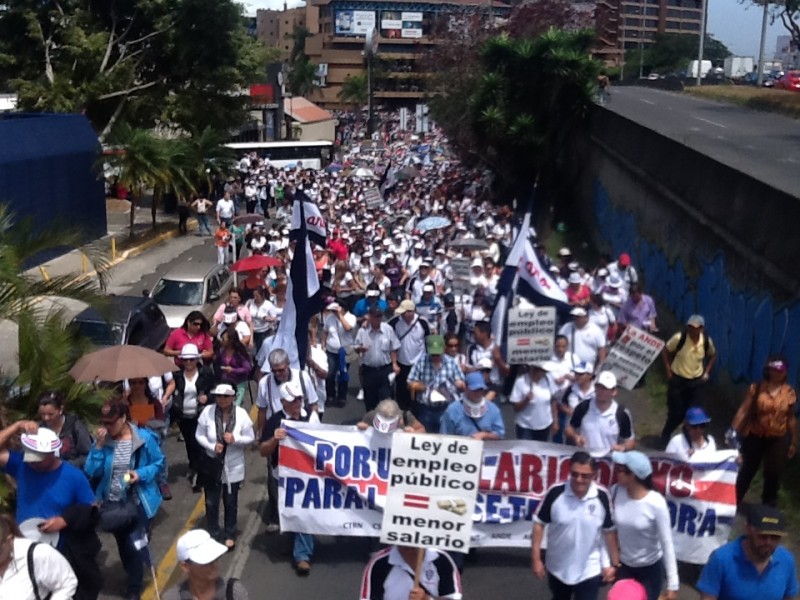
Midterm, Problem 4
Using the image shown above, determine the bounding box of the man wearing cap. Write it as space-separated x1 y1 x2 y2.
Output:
353 285 388 320
415 283 443 328
565 371 635 457
389 300 431 411
354 307 402 412
407 335 466 433
357 399 425 434
162 529 250 600
440 372 505 440
660 315 717 446
607 253 638 294
0 421 101 600
532 451 620 600
558 308 608 368
698 505 798 600
407 261 436 305
259 381 318 574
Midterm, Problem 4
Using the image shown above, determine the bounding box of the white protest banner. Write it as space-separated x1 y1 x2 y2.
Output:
364 188 382 208
506 307 557 365
278 423 737 563
602 325 666 390
380 433 482 553
450 257 471 293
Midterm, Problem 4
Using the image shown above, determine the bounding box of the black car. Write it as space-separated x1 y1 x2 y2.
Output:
70 295 171 350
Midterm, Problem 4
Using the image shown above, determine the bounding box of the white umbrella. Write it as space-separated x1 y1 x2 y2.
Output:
354 167 375 179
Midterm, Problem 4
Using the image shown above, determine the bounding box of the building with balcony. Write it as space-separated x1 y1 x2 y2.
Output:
299 0 509 106
257 5 308 60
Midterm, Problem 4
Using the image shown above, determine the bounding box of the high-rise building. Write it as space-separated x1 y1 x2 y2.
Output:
257 5 308 60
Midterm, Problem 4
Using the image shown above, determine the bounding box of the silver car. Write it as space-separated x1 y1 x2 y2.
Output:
149 263 234 328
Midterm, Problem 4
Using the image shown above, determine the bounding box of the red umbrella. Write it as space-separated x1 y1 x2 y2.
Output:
231 254 282 272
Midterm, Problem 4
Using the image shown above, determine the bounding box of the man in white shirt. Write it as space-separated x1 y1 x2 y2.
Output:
558 307 608 367
565 371 636 457
389 300 430 410
360 545 462 600
532 451 620 600
216 191 235 226
255 348 318 438
322 302 357 408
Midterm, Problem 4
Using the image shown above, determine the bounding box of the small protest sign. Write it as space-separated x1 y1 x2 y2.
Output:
450 257 471 293
602 325 665 390
364 188 382 208
380 433 482 553
506 307 557 365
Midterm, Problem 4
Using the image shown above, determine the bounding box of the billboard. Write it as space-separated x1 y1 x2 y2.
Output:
335 10 376 36
381 10 426 39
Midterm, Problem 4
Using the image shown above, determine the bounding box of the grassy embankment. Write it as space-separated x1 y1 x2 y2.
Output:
686 85 800 120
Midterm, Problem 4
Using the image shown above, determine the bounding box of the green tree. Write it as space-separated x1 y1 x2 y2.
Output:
338 72 368 108
0 0 268 139
0 204 109 323
432 29 599 219
288 56 319 98
632 33 731 75
105 125 171 234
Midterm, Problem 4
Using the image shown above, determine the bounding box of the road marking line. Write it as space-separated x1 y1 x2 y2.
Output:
692 116 727 129
640 99 656 105
141 495 206 600
226 486 268 580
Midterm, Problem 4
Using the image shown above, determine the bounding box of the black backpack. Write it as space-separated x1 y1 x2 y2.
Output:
674 329 711 356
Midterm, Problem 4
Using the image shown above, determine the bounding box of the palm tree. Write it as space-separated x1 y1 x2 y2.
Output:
0 204 109 324
338 72 368 109
288 56 319 98
179 127 236 197
105 125 171 234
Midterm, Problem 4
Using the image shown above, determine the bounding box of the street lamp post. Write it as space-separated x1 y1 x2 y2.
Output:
638 4 644 79
756 0 770 86
365 28 378 136
696 0 707 86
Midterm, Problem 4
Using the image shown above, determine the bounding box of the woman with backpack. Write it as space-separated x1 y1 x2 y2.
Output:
731 356 797 507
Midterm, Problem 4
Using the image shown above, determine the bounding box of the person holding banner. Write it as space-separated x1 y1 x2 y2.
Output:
610 451 679 600
439 372 505 441
357 399 425 434
665 407 717 461
359 545 463 600
259 381 317 575
532 451 620 600
509 362 559 441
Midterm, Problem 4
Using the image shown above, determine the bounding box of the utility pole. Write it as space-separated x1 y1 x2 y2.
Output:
638 5 644 79
696 0 707 86
365 28 378 136
619 0 625 81
756 0 770 86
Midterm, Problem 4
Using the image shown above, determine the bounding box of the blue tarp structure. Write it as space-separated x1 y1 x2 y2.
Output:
0 113 106 252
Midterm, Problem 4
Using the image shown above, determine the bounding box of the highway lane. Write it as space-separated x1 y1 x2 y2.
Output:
605 86 800 199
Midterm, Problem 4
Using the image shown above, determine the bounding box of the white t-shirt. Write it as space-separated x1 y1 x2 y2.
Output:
558 322 607 365
246 299 278 333
589 306 615 337
324 312 357 352
216 198 235 219
665 432 717 462
510 374 556 430
182 371 199 417
611 486 679 591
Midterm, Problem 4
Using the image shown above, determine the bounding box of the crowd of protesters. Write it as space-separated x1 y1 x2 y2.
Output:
0 109 797 600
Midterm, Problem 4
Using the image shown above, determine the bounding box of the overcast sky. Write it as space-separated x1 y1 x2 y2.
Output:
240 0 791 59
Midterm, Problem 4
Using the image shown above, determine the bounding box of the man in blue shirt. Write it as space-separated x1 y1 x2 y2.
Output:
0 420 101 600
440 372 505 441
353 285 388 320
698 504 798 600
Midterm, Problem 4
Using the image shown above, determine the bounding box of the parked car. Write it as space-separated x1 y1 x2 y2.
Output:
148 263 233 328
741 72 775 87
71 295 171 350
775 70 800 92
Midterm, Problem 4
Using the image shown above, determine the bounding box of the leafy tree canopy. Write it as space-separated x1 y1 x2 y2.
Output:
633 33 731 75
0 0 270 139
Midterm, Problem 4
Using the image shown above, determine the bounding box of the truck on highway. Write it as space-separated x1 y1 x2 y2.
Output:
724 56 755 79
686 60 712 79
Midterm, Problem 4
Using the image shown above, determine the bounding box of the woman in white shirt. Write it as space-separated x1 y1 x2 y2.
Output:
195 384 255 550
665 406 717 462
611 451 679 600
550 335 578 443
588 293 617 340
509 363 558 441
245 286 278 353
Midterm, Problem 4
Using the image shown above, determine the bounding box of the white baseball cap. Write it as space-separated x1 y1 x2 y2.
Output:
280 381 304 402
211 383 236 396
176 529 228 564
596 371 618 389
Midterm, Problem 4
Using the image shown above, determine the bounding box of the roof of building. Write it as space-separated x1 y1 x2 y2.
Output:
283 96 335 124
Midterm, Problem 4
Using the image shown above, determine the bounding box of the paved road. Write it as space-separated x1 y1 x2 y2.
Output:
605 86 800 199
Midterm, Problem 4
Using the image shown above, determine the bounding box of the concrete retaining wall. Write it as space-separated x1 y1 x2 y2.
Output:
568 105 800 386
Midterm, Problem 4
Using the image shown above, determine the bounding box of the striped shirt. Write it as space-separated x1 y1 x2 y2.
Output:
108 439 133 501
